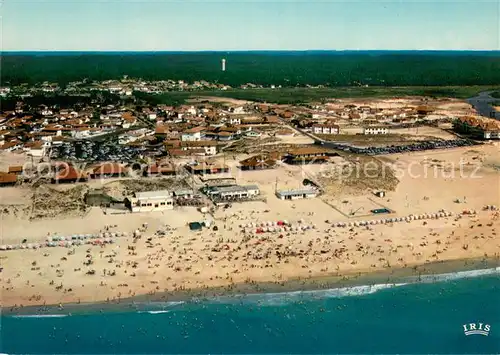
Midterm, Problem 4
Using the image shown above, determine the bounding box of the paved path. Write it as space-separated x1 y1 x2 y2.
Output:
467 90 499 120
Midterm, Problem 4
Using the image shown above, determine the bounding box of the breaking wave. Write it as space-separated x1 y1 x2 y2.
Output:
409 266 500 283
11 314 68 318
200 266 500 306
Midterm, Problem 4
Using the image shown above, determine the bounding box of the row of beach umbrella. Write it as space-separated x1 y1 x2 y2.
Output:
240 219 311 229
0 232 127 252
331 211 455 228
0 238 117 251
251 224 317 234
47 232 128 242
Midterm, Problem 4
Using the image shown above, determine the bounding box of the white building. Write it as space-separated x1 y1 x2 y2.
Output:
364 127 389 135
312 124 340 135
276 188 318 200
24 141 50 158
206 185 260 200
181 126 204 141
181 141 217 156
126 190 174 213
228 117 241 125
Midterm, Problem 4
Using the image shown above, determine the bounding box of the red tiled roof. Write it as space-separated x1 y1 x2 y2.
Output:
54 166 87 181
92 163 128 175
0 172 17 184
8 166 23 174
24 141 44 149
184 126 205 134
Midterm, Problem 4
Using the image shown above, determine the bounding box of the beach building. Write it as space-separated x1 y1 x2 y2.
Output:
363 126 389 135
205 185 260 201
125 190 174 213
185 162 230 175
285 147 330 165
173 189 195 199
276 188 318 200
239 154 277 170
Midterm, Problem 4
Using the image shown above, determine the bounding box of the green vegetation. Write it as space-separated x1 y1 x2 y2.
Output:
2 52 500 86
491 91 500 99
137 86 499 105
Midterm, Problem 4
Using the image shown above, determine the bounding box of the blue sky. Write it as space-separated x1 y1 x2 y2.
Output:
2 0 499 51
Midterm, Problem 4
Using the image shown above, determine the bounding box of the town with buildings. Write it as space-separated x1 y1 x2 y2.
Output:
1 80 499 310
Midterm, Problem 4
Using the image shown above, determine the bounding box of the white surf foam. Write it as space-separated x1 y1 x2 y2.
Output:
205 266 500 306
140 310 170 314
411 266 500 283
208 282 408 306
10 314 68 318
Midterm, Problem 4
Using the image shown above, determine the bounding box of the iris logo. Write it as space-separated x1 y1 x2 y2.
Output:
463 322 491 336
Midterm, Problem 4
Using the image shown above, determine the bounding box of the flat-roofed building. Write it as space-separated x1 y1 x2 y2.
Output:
185 162 230 175
205 184 260 200
363 126 389 135
276 188 318 200
125 190 173 213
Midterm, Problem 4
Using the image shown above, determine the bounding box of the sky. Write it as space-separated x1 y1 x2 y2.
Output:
2 0 499 51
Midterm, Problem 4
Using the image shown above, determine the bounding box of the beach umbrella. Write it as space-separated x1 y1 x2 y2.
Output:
283 220 289 225
7 245 12 250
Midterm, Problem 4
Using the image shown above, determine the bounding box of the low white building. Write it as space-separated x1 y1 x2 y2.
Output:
126 190 174 213
276 188 318 200
364 127 389 135
181 126 204 141
206 185 260 200
312 124 340 135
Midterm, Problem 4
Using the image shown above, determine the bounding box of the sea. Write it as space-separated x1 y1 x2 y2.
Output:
1 268 499 354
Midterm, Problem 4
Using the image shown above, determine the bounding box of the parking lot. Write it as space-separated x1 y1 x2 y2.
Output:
50 139 146 162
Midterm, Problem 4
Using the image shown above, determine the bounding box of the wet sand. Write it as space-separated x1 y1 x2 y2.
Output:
3 256 498 316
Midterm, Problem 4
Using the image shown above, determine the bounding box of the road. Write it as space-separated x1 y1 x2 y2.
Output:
467 90 500 120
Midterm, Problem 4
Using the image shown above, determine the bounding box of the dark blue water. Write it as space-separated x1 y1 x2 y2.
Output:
1 271 499 354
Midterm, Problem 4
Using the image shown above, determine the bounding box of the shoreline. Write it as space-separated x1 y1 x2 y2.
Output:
3 256 498 316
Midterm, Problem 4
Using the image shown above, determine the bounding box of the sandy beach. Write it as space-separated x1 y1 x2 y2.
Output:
1 144 499 309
